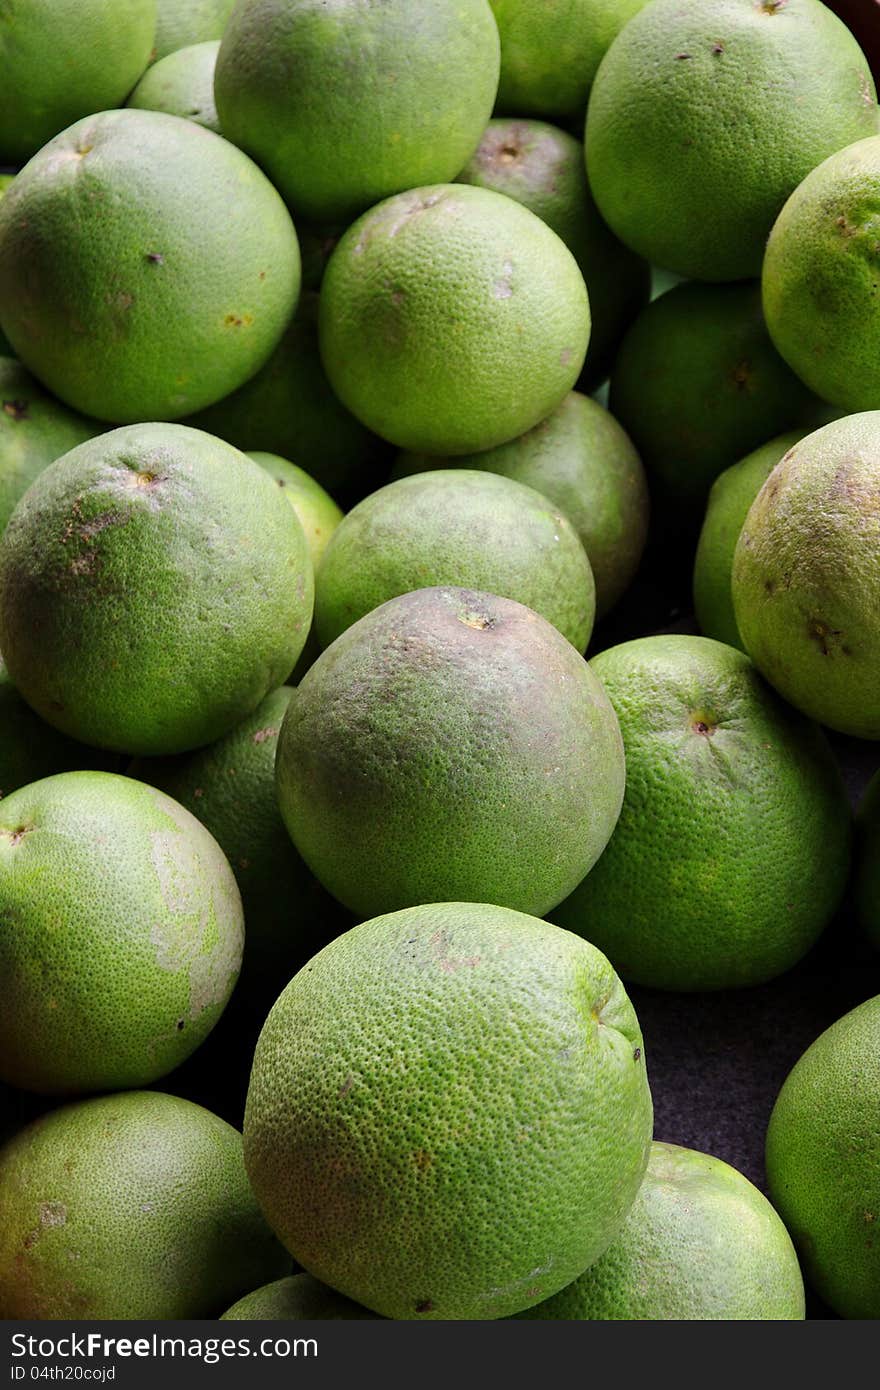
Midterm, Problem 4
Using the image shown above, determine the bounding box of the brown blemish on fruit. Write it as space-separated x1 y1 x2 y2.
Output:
414 1300 434 1314
633 1047 642 1062
114 292 134 312
731 360 751 390
865 1211 876 1223
674 52 692 60
712 42 724 54
498 143 520 164
146 252 164 265
252 726 278 745
76 143 93 157
387 191 446 238
458 608 495 631
836 215 857 238
429 929 480 974
808 619 843 657
224 312 254 328
560 347 573 366
757 0 788 12
413 1150 433 1171
1 824 32 847
2 398 28 421
391 289 405 307
338 1075 354 1099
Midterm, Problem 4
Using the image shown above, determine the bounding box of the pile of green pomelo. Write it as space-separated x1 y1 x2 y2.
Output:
1 0 880 1325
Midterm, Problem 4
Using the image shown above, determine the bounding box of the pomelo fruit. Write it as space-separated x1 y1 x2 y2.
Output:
0 1091 287 1319
732 413 880 738
0 658 116 797
0 0 157 163
0 423 313 755
153 0 235 60
275 586 625 919
185 296 384 503
0 770 243 1096
609 282 817 515
314 470 595 653
693 432 805 650
215 0 500 224
133 687 345 1025
0 109 300 424
766 995 880 1318
516 1142 805 1320
456 118 649 390
249 452 343 571
0 358 97 536
585 0 878 281
243 902 652 1320
221 1273 376 1320
128 41 221 132
762 135 880 412
855 773 880 951
393 393 648 620
490 0 650 122
319 184 590 455
551 635 850 991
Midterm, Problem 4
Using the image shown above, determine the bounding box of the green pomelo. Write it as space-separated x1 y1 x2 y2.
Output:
319 184 590 455
732 413 880 738
248 452 343 570
552 635 850 992
221 1273 376 1320
0 771 243 1096
609 282 818 515
153 0 235 60
766 996 880 1318
490 0 650 122
0 1091 287 1319
0 0 157 164
215 0 500 224
0 109 300 423
133 687 345 1025
0 658 116 796
128 41 221 133
585 0 877 281
244 902 652 1320
854 773 880 952
456 119 649 390
314 470 595 653
0 358 98 536
393 392 648 619
0 423 313 756
762 136 880 412
517 1142 804 1320
693 432 805 650
276 587 624 920
185 296 384 503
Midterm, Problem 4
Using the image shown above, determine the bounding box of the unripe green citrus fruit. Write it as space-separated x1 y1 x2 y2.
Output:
456 119 649 391
517 1142 804 1320
0 424 313 755
552 635 850 991
732 413 880 738
0 659 115 797
693 432 805 651
215 0 500 224
314 470 595 653
319 184 589 455
0 109 300 423
153 0 235 60
0 771 243 1096
128 41 221 132
0 1091 287 1319
249 453 343 571
762 135 880 412
243 902 652 1319
0 358 97 536
221 1274 376 1320
276 586 624 920
766 995 880 1318
394 393 648 620
586 0 877 281
0 0 157 163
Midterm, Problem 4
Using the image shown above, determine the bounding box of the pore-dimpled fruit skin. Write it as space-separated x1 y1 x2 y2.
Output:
221 1274 377 1321
275 586 625 920
763 136 880 413
0 358 98 536
552 636 851 991
0 659 116 798
0 109 300 424
127 40 221 133
0 424 313 756
243 902 652 1320
0 771 243 1096
152 0 235 61
517 1142 805 1320
585 0 877 282
214 0 500 224
0 0 157 163
0 1091 288 1319
732 413 880 739
766 996 880 1319
319 184 590 456
314 469 595 653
